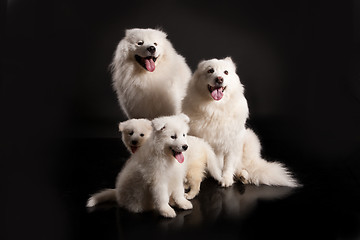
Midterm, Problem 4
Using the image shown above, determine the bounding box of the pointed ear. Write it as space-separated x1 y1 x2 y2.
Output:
118 121 126 132
197 59 207 69
142 119 153 131
224 56 237 71
178 113 190 124
154 28 168 38
224 56 233 63
125 28 139 37
152 118 166 131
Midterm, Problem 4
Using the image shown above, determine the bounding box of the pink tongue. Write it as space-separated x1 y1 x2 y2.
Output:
131 146 138 153
211 88 223 101
174 152 184 163
144 58 155 72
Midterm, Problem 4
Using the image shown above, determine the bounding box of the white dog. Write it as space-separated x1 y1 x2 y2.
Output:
182 57 298 188
118 118 153 154
87 114 193 218
117 118 215 199
111 28 191 119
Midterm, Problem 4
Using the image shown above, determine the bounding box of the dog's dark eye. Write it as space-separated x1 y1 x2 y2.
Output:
208 68 214 74
137 41 144 46
129 131 134 136
154 42 158 46
224 70 228 75
171 135 177 139
140 133 144 137
183 134 185 137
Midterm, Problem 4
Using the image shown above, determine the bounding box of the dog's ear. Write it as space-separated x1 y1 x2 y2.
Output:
178 113 190 124
154 27 168 38
125 28 138 37
152 118 166 131
141 119 154 132
224 57 237 71
118 120 129 132
224 57 233 63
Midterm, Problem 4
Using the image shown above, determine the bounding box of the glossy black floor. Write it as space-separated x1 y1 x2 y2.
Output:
57 137 360 240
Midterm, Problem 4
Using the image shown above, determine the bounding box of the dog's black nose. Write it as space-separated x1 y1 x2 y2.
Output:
216 76 223 84
131 140 138 146
182 145 188 151
147 46 156 54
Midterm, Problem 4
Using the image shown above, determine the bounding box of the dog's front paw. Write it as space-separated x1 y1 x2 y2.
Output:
220 174 234 187
159 205 176 218
177 199 193 210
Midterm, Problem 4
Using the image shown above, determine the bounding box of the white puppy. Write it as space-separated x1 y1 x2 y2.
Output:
182 57 298 188
111 28 191 119
118 118 153 154
87 114 193 218
117 118 214 199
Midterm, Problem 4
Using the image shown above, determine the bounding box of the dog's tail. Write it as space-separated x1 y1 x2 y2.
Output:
86 188 117 207
238 129 300 187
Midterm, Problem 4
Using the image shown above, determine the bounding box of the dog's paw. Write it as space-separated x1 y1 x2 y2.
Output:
86 197 96 207
159 206 177 218
220 175 234 187
185 190 198 200
239 169 249 184
177 199 193 210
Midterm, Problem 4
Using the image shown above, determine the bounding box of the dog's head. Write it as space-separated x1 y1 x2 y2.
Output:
119 118 153 154
121 28 169 72
151 114 190 163
191 57 242 102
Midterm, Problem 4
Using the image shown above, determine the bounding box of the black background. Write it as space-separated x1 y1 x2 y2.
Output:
3 1 360 240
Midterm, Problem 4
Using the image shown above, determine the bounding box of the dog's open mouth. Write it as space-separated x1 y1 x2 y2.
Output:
208 85 227 101
135 55 158 72
171 148 184 163
130 146 138 153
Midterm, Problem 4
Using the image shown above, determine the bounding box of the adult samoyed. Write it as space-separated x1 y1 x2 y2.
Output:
111 28 191 119
87 114 194 218
182 57 299 188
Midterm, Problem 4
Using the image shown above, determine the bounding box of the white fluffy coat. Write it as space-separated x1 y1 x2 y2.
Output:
182 57 298 187
87 114 193 218
111 28 191 119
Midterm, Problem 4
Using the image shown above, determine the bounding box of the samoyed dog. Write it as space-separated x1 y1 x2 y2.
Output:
87 114 193 218
111 28 191 119
118 118 215 199
118 118 153 154
182 57 298 188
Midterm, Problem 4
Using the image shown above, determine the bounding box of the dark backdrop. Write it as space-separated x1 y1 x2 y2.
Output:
3 1 360 240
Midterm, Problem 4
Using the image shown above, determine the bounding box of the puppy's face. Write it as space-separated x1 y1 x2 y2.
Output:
124 28 167 72
193 57 240 102
119 119 153 154
152 114 190 164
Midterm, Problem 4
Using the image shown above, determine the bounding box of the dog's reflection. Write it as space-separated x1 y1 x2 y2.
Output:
88 179 294 237
195 179 294 223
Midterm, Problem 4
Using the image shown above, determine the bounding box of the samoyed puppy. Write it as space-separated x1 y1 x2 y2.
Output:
182 57 298 188
113 118 215 199
87 114 193 218
118 118 153 154
111 28 191 119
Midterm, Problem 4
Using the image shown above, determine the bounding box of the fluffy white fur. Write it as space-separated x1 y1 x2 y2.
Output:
111 28 191 119
87 114 193 218
97 118 214 200
119 118 153 154
182 57 298 188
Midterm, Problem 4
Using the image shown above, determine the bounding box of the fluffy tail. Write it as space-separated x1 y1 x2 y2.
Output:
86 188 117 207
239 129 299 187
